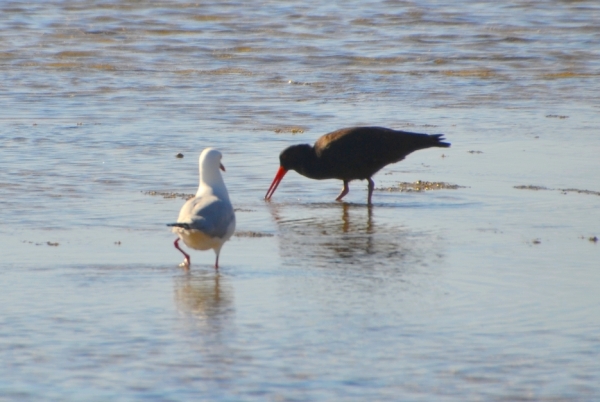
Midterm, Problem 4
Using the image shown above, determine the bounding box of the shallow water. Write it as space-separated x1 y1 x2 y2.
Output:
1 0 600 400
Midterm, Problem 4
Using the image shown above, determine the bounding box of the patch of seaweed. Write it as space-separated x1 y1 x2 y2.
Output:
514 185 600 196
377 180 466 193
234 231 274 238
514 185 551 191
560 188 600 196
273 126 306 134
143 191 194 200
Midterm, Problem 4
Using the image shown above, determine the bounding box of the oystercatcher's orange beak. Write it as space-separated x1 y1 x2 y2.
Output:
265 166 287 200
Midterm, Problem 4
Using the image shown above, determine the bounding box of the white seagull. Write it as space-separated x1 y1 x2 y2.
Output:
168 148 236 269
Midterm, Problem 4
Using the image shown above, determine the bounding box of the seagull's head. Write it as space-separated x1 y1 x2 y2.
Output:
199 148 226 174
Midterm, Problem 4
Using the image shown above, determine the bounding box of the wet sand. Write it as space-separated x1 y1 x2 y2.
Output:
1 0 600 400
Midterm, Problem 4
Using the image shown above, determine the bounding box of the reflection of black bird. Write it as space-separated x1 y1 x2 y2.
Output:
341 203 373 234
269 203 416 269
265 126 450 204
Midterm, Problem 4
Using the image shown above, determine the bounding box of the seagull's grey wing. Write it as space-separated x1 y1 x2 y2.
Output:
181 196 235 238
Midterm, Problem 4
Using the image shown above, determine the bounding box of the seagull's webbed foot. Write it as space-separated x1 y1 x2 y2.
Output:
179 257 190 269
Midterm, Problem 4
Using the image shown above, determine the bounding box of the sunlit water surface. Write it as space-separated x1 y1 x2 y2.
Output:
1 1 599 400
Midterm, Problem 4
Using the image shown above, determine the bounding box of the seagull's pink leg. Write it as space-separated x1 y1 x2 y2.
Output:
335 180 350 202
367 178 374 205
174 238 190 268
214 253 220 270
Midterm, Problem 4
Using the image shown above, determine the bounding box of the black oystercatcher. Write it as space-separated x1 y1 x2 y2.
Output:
265 126 450 204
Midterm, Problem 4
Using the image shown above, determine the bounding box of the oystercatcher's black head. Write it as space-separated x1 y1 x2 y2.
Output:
265 144 314 201
279 144 313 172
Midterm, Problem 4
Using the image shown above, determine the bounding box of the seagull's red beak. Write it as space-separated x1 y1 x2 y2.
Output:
265 166 287 200
220 163 226 172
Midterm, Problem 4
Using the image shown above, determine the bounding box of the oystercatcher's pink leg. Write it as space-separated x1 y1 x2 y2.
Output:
335 180 350 202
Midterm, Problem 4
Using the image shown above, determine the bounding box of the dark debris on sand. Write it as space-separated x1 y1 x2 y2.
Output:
22 240 59 246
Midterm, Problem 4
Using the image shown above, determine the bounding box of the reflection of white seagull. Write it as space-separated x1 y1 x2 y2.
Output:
168 148 236 269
